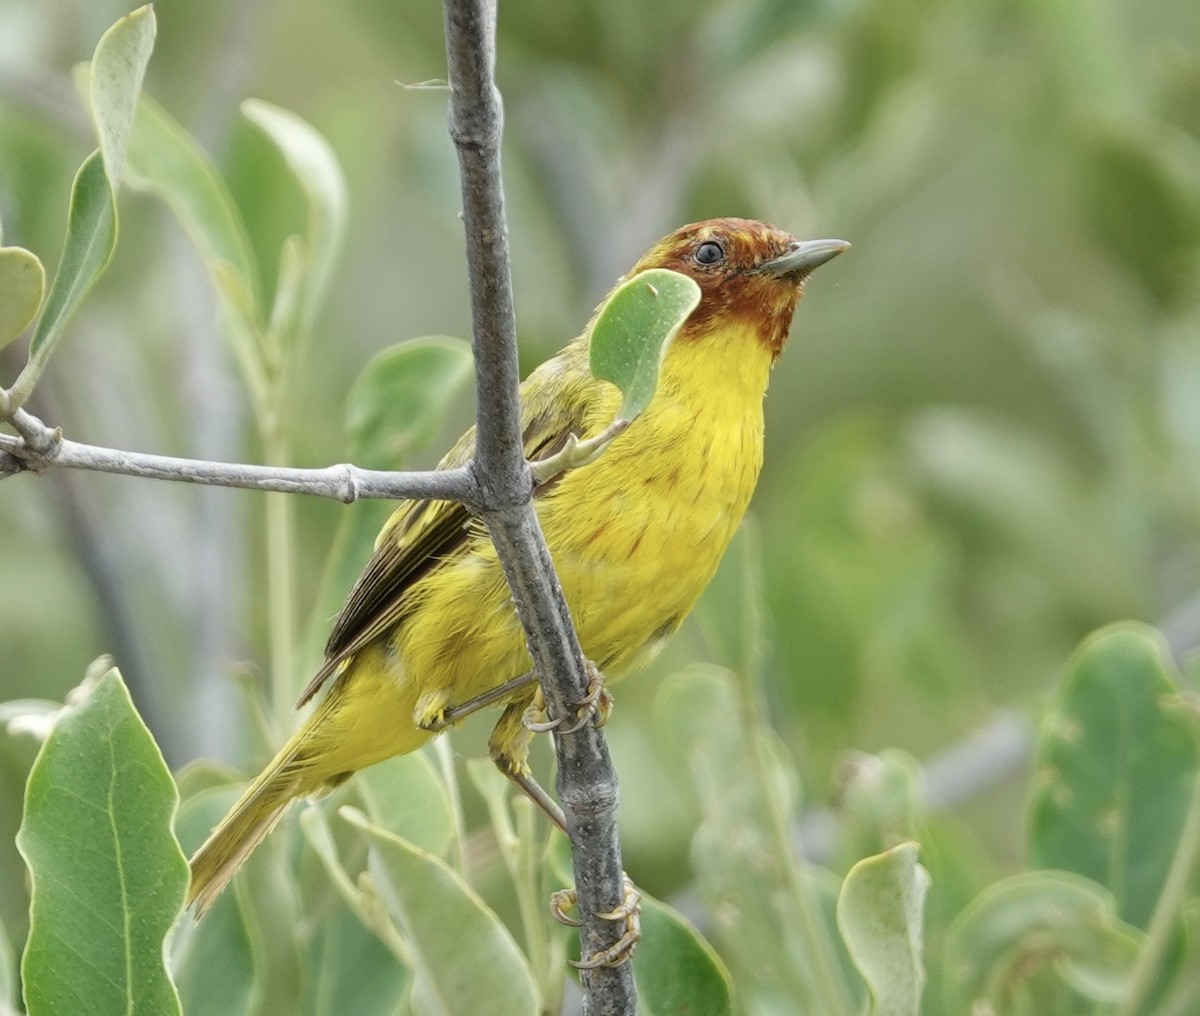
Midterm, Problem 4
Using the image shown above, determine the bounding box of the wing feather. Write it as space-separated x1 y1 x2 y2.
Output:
297 339 600 706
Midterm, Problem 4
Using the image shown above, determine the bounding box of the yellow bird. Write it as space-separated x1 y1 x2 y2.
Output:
188 217 848 914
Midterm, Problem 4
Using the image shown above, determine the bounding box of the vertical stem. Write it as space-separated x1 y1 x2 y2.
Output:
738 674 857 1016
513 798 561 1013
727 526 855 1014
433 737 468 874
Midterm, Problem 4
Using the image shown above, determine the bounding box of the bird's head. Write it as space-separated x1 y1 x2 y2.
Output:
627 218 849 360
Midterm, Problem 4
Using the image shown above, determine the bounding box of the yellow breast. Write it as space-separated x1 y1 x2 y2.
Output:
539 318 771 672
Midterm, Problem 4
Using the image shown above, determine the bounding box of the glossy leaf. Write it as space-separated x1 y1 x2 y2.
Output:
943 870 1144 1010
242 99 347 337
1029 623 1200 927
345 808 540 1016
634 893 734 1016
89 4 156 187
17 667 187 1016
18 152 116 390
589 267 700 422
0 246 45 349
836 841 928 1016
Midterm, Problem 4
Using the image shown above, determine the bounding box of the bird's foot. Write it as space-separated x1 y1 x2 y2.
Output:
551 874 642 969
522 661 612 735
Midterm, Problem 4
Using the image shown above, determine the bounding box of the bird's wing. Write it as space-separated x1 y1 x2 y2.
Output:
297 339 598 706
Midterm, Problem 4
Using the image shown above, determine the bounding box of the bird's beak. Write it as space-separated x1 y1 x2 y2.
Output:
755 238 851 279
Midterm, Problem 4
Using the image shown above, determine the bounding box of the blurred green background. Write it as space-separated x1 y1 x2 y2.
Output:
2 0 1199 990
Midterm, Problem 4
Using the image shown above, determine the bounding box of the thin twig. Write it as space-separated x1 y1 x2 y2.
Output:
441 0 636 1011
0 408 478 505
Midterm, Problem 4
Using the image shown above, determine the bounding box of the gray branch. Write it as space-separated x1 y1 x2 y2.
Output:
442 0 636 1012
0 408 478 505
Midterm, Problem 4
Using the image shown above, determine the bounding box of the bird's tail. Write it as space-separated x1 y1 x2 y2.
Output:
187 739 313 916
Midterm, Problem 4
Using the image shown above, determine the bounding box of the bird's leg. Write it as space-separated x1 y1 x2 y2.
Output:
488 699 567 831
416 670 538 732
550 875 643 969
522 660 613 735
489 700 642 969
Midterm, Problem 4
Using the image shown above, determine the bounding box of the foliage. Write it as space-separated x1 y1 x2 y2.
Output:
3 0 1200 1014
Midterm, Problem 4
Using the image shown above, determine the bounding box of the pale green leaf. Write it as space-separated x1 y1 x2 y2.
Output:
297 807 415 1012
356 750 457 858
306 906 411 1016
17 666 187 1016
1029 623 1200 927
634 893 733 1016
833 749 925 869
242 98 347 336
0 246 45 349
89 4 156 187
589 267 700 421
123 91 260 311
15 151 116 401
345 808 540 1016
345 337 473 468
943 870 1144 1010
836 841 928 1016
656 666 865 1009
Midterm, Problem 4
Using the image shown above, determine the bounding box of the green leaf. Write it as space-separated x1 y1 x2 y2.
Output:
943 870 1144 1011
345 337 474 468
0 246 45 349
344 808 540 1016
172 784 255 1016
89 4 156 187
14 151 116 401
832 749 925 870
17 666 187 1016
589 267 700 422
122 91 261 315
1029 623 1200 928
171 891 254 1016
634 893 734 1016
356 750 457 858
836 841 928 1016
656 665 865 1010
304 337 472 672
242 99 347 337
305 906 412 1016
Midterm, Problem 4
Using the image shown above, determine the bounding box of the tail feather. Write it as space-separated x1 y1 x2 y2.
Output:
187 757 306 916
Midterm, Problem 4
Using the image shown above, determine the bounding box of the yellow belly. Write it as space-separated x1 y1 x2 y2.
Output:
305 321 771 779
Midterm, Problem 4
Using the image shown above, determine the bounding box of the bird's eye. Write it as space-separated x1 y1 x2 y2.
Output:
694 240 726 266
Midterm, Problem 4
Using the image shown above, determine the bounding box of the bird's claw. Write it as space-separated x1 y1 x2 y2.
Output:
521 662 612 735
551 875 642 969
